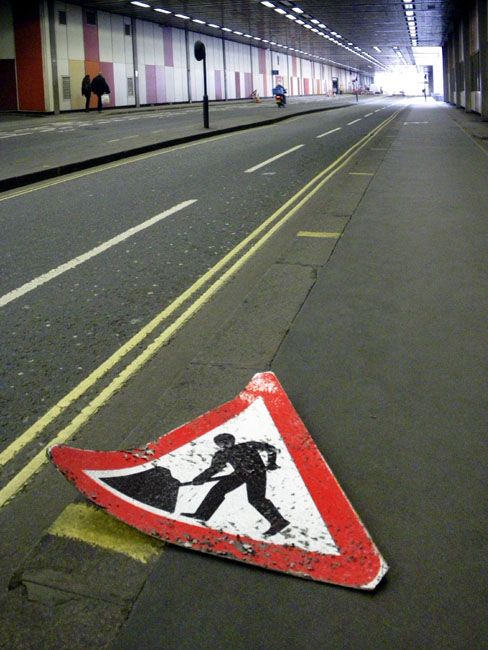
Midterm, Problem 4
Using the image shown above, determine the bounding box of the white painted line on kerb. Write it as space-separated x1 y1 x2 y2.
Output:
0 200 196 308
347 119 362 126
244 144 304 173
317 127 342 139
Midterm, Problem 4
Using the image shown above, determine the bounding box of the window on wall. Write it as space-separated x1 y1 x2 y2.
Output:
128 78 134 96
125 23 131 36
58 10 67 25
61 76 71 101
86 10 97 26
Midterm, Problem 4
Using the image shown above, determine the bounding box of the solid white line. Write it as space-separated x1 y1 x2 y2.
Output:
0 200 197 308
317 127 342 139
244 144 304 173
347 119 362 125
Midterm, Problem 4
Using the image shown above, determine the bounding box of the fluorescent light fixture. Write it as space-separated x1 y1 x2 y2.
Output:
274 8 287 14
131 1 150 6
222 27 232 31
233 30 243 35
373 46 381 52
405 10 414 16
292 6 304 13
286 14 297 20
318 23 326 29
192 18 205 24
154 8 171 13
253 36 261 40
304 24 312 29
208 23 220 28
174 13 190 19
244 33 253 38
262 39 269 43
310 19 320 24
295 19 304 25
260 1 275 7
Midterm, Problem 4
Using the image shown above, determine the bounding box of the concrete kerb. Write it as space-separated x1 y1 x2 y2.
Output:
0 102 353 193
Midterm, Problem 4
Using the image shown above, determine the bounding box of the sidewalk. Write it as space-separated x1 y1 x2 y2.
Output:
1 99 487 649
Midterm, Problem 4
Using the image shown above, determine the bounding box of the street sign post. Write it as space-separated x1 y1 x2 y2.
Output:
49 372 388 589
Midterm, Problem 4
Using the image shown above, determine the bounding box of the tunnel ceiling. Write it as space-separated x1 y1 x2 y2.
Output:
67 0 463 73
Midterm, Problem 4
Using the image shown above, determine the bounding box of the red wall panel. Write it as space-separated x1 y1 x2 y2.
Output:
12 1 45 111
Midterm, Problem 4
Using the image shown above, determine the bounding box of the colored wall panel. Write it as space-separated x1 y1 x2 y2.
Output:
215 70 222 100
244 71 252 98
156 65 166 103
163 26 173 67
12 1 45 111
83 9 99 62
235 71 241 98
69 59 86 110
0 59 17 110
85 60 100 108
99 62 115 106
145 64 157 103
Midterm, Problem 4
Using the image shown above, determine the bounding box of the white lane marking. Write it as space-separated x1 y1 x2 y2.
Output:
347 119 362 126
316 127 342 139
364 112 373 117
0 200 197 308
108 138 121 143
244 144 304 173
374 109 381 113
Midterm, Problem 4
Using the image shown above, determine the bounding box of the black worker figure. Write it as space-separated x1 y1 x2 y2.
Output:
181 433 290 537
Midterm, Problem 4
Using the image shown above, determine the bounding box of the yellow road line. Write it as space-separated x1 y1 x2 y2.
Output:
297 231 341 238
0 107 403 508
49 503 164 562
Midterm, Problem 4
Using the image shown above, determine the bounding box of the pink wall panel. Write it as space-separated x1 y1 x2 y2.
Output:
215 70 223 100
258 49 266 75
244 72 252 98
235 71 241 98
83 11 99 62
146 64 157 103
304 78 310 94
163 26 174 67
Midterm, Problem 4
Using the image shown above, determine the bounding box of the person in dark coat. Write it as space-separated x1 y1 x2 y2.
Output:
81 75 92 111
90 72 110 112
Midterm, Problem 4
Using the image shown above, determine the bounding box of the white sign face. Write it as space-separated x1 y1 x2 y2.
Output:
88 398 339 555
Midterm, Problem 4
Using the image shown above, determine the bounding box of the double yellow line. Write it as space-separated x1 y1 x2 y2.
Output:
0 108 402 508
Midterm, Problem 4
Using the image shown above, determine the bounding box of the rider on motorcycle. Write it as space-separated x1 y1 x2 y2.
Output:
273 84 287 105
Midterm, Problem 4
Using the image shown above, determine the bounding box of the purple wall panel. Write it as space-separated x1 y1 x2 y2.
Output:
156 65 166 103
163 26 173 67
235 71 241 98
146 64 157 103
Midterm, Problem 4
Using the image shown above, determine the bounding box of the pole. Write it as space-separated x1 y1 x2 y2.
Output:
203 55 209 128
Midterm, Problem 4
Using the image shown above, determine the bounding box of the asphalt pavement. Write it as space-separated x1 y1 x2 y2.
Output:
1 96 487 649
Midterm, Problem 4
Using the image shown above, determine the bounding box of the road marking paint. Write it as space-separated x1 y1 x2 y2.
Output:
349 171 374 176
364 113 373 117
49 502 164 562
316 127 342 139
108 138 120 142
374 109 381 113
244 144 304 173
347 119 362 125
0 200 196 309
122 135 139 139
297 231 341 238
0 108 405 505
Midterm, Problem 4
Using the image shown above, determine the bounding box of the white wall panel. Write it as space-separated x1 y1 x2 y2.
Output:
66 4 84 60
111 13 125 63
98 11 113 62
154 25 164 65
55 2 68 61
143 20 155 65
57 58 71 111
138 65 147 103
126 63 135 105
113 62 127 105
136 20 145 65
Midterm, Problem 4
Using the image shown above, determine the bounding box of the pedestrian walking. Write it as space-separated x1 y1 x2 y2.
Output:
81 75 92 111
90 72 110 112
181 433 290 537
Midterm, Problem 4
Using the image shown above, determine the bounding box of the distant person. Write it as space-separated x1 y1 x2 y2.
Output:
91 72 110 113
81 75 92 111
422 87 427 101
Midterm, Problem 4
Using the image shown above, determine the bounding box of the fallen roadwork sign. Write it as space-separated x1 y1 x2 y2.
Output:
49 372 388 589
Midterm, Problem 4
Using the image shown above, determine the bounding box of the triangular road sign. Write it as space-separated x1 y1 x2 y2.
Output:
49 372 388 589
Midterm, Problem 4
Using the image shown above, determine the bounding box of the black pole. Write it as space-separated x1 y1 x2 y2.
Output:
203 56 209 129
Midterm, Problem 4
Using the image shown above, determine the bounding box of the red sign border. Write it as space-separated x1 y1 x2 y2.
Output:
49 372 387 589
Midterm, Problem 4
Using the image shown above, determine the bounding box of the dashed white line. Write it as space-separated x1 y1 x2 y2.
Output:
364 112 373 117
347 119 362 126
317 127 342 139
0 200 197 308
244 144 304 173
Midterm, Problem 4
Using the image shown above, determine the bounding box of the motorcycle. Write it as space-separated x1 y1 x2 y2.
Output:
275 92 285 107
